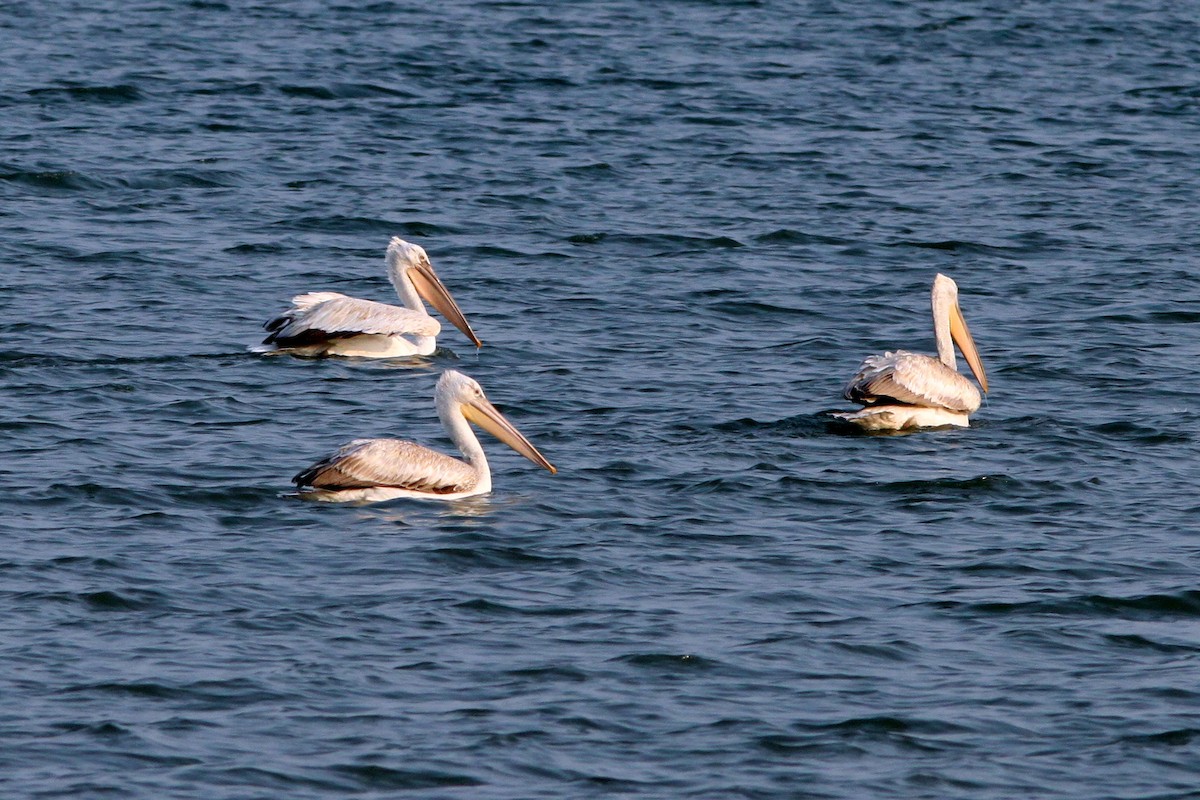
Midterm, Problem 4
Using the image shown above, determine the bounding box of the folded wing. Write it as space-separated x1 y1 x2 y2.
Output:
264 293 441 347
843 351 981 413
292 438 477 495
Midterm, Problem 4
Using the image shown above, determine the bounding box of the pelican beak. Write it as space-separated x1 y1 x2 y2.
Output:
408 263 483 348
463 397 557 474
949 302 989 393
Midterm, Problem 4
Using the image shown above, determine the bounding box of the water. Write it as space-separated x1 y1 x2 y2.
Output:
3 1 1199 797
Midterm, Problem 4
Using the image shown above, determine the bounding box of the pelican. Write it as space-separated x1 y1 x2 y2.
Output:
833 273 989 431
293 370 556 502
261 237 481 358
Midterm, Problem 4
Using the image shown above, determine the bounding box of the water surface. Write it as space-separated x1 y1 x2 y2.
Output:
2 2 1199 798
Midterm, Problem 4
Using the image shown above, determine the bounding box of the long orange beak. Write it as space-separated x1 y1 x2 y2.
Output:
462 397 557 474
409 263 482 348
949 302 988 393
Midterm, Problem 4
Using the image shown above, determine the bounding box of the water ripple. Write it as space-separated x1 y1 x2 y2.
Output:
3 1 1199 799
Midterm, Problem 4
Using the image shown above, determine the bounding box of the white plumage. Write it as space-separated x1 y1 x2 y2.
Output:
295 439 479 496
834 274 989 430
261 237 480 358
293 370 556 502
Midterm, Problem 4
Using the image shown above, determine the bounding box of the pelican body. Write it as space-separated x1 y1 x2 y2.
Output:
834 273 989 431
262 237 481 358
293 370 556 502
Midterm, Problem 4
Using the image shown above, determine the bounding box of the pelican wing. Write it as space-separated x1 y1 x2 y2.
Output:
844 351 981 413
293 438 477 494
288 291 349 312
264 294 440 346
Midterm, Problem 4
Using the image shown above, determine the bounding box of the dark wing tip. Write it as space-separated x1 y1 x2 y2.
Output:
293 449 347 488
292 464 320 487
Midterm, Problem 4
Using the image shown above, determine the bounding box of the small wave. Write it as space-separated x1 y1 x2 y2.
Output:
232 610 334 632
565 231 743 254
279 85 339 100
613 652 720 671
913 14 976 32
185 417 271 429
680 114 743 127
191 83 265 97
940 590 1200 620
453 598 588 617
1103 634 1199 654
457 243 526 259
278 83 417 100
679 475 758 495
51 720 133 738
1089 420 1191 445
197 767 345 793
703 300 818 320
563 162 615 176
958 561 1049 577
876 474 1022 496
64 677 287 707
1147 309 1200 324
2 166 240 192
32 482 148 507
607 76 711 91
823 715 917 734
0 168 111 191
0 417 74 433
26 84 143 103
81 589 169 612
1117 728 1200 747
428 545 582 569
64 681 181 700
504 665 589 683
830 640 917 663
51 555 120 568
117 169 243 189
885 238 1012 255
271 215 452 236
756 733 866 756
755 228 851 246
1124 84 1200 98
327 764 482 790
710 413 828 436
163 485 283 507
225 242 288 254
989 135 1043 148
567 232 606 244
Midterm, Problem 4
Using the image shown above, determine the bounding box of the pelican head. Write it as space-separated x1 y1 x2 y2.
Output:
932 273 988 393
436 370 556 474
386 237 482 347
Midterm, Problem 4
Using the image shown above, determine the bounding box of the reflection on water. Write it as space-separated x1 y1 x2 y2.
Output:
354 493 500 525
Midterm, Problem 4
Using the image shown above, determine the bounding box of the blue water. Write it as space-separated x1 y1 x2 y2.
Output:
3 2 1199 797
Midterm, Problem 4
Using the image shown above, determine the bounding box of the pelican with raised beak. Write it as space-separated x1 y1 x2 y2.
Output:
834 273 989 430
293 370 556 502
261 237 481 357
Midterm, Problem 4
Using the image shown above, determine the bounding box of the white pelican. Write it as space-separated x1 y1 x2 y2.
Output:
833 273 989 431
293 370 556 502
261 237 481 358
